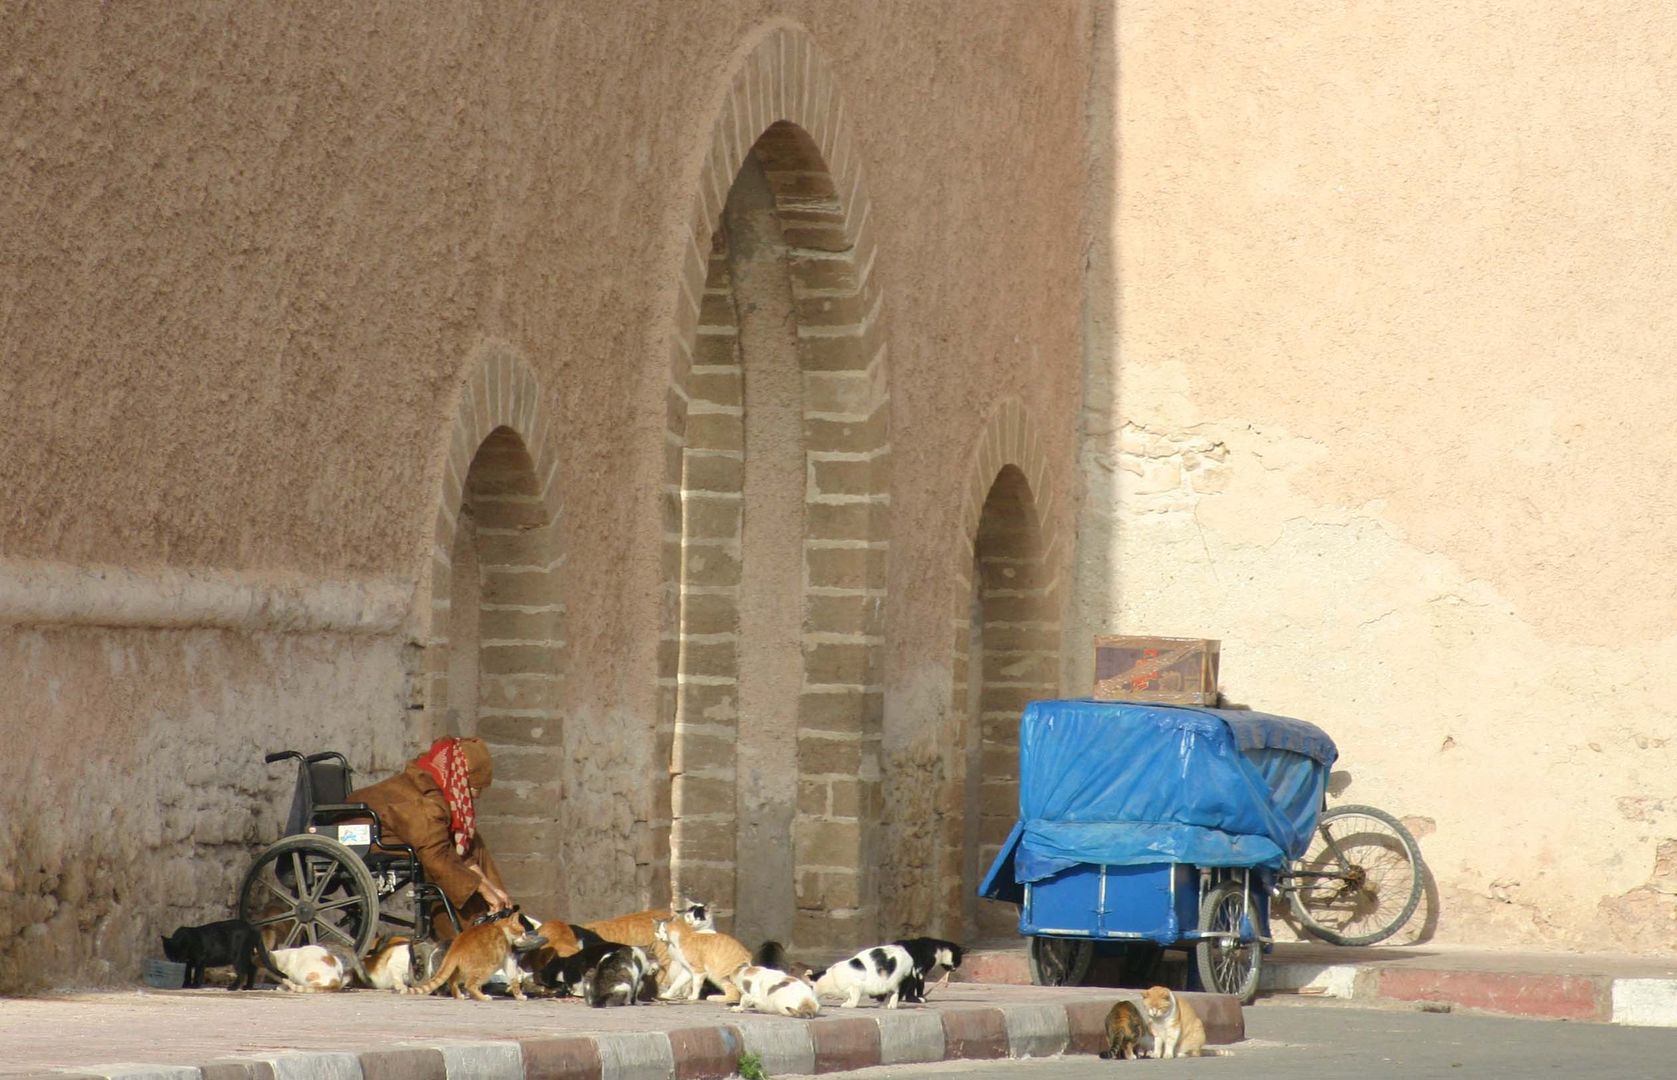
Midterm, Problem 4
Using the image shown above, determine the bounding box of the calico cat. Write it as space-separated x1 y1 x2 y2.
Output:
812 944 915 1008
362 935 417 991
1140 985 1229 1058
268 944 367 993
579 897 713 949
405 909 546 1002
581 945 656 1007
540 941 625 997
891 937 963 1004
1097 999 1149 1060
160 919 289 990
653 917 751 1003
732 964 820 1018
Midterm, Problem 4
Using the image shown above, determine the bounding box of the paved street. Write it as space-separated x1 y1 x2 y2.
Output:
792 998 1677 1080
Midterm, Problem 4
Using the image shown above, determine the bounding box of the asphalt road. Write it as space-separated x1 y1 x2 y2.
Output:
790 998 1677 1080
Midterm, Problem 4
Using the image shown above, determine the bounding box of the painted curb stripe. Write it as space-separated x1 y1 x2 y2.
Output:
874 1007 946 1065
440 1042 524 1080
592 1032 676 1080
998 1003 1070 1058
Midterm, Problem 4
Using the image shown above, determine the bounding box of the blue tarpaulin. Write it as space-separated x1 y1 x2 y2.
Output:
983 700 1337 897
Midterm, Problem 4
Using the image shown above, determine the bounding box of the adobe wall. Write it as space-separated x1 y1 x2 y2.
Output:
1074 2 1677 953
0 2 1092 988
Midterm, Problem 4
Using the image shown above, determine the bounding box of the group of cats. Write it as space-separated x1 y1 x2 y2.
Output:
160 897 965 1021
1099 986 1229 1060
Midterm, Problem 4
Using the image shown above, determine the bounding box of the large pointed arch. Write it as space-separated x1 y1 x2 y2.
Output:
937 399 1065 940
414 341 568 917
654 24 892 953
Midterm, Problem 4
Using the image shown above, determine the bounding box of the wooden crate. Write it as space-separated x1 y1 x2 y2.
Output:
1093 636 1220 706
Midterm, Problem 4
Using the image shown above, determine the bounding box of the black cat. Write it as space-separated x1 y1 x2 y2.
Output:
160 918 287 990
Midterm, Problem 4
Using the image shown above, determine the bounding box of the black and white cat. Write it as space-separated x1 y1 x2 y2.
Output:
812 944 916 1008
160 919 288 990
892 937 963 1003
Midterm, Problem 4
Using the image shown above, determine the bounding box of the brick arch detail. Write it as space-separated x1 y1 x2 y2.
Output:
418 341 567 916
655 23 890 950
938 397 1064 939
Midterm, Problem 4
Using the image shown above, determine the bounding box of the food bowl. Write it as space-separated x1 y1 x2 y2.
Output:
142 957 187 989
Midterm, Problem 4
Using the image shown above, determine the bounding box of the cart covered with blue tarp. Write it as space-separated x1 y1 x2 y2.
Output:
979 699 1337 1000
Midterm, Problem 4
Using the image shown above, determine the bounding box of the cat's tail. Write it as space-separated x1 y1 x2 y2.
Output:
405 953 458 996
253 940 292 989
753 940 788 969
1192 1048 1235 1057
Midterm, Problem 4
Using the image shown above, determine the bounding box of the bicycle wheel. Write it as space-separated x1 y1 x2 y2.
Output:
1194 881 1262 1003
1289 804 1424 946
1027 936 1093 987
239 834 380 954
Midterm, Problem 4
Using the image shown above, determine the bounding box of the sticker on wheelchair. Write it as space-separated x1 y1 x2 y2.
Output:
337 823 372 848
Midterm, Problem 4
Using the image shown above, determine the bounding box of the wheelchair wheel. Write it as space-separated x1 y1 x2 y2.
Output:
238 834 379 954
1195 880 1262 1004
1027 936 1093 987
1288 804 1424 946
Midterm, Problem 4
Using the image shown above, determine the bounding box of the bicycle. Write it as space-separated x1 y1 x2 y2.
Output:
1279 802 1425 946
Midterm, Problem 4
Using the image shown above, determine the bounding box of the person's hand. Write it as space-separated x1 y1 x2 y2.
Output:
468 862 511 911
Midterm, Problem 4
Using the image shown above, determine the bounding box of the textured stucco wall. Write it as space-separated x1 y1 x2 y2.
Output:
1 1 1091 988
1078 1 1677 952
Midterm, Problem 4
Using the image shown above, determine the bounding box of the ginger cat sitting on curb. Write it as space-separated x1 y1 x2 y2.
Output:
1141 985 1231 1058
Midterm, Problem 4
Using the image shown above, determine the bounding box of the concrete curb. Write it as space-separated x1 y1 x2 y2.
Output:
32 995 1241 1080
962 942 1677 1028
1263 958 1677 1027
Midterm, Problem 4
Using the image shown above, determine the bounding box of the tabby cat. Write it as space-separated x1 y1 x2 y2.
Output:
1097 998 1148 1060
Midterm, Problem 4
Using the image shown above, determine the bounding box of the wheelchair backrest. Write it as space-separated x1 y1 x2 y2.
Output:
282 757 356 836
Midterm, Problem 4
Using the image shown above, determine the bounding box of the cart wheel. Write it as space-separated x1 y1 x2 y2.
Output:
239 834 380 955
1288 804 1424 946
1027 936 1093 987
1195 881 1263 1004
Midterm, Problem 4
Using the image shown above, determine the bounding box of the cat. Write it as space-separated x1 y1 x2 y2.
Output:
653 917 751 1003
579 897 714 949
268 943 367 993
812 944 915 1009
731 964 820 1018
1140 985 1229 1058
753 940 817 982
160 919 289 991
1097 999 1149 1060
361 935 418 991
405 908 546 1002
540 941 626 997
580 944 657 1007
890 937 963 1004
522 917 610 985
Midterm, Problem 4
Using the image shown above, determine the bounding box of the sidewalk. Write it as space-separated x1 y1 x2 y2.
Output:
0 982 1242 1080
961 939 1677 1027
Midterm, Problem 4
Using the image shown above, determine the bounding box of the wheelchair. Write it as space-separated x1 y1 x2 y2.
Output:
236 750 463 960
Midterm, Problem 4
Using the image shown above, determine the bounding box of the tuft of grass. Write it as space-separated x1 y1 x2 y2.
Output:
737 1050 769 1079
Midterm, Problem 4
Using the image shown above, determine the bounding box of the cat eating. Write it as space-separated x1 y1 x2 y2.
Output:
160 918 289 990
1097 998 1149 1060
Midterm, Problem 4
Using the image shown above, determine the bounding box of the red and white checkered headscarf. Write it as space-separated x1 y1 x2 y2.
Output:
413 737 477 856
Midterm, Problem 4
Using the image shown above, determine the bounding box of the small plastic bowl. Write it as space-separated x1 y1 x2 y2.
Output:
142 957 187 989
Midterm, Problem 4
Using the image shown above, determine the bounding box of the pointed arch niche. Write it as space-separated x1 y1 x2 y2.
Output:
943 401 1064 941
419 345 567 918
655 25 892 954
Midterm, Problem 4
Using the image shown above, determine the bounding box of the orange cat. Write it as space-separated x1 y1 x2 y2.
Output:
579 898 713 949
653 917 750 1003
1140 985 1230 1058
406 911 546 1002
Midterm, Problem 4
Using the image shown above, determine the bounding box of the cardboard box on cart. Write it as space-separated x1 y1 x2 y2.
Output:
1093 635 1220 706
